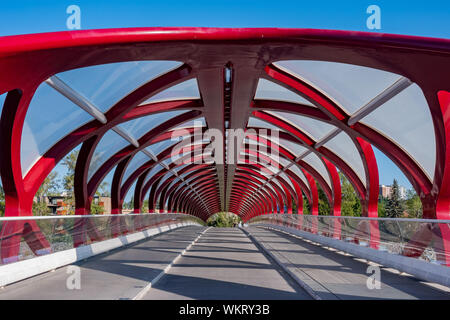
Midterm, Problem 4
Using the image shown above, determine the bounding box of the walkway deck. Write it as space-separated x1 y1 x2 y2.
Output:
0 226 449 300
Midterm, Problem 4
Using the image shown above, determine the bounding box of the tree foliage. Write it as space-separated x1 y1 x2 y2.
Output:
385 179 406 218
318 184 330 215
33 172 59 216
404 190 422 218
61 150 79 214
340 172 361 216
207 212 241 227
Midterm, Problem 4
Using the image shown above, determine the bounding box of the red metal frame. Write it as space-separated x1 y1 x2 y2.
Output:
0 28 449 263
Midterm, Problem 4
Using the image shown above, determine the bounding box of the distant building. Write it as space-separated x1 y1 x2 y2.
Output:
379 184 407 200
35 195 111 215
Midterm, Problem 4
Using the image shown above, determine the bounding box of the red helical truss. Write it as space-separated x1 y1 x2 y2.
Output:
0 28 449 260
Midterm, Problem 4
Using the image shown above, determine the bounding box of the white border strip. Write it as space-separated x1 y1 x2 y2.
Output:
132 227 211 300
0 222 201 287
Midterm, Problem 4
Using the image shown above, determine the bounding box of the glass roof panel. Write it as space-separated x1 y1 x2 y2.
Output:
323 131 366 186
57 61 182 112
172 117 206 130
302 152 331 188
279 138 308 158
287 164 309 188
140 79 200 105
247 117 286 132
0 93 6 116
22 82 93 176
157 171 175 189
144 163 164 186
267 111 335 141
88 130 129 180
160 157 174 167
122 151 150 184
278 171 295 191
254 79 314 105
146 139 181 157
360 84 436 180
173 163 189 173
118 110 188 141
274 60 402 115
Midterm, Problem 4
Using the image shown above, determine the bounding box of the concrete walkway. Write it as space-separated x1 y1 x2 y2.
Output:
1 226 449 300
0 226 205 300
142 227 311 300
246 226 450 300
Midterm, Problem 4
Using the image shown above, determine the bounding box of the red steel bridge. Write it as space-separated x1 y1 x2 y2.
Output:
0 28 449 299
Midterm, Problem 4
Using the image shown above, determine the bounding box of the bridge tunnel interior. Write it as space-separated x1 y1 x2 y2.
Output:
0 28 449 226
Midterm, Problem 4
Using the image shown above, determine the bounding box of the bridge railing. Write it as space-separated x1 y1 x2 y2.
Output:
0 213 204 265
248 214 450 266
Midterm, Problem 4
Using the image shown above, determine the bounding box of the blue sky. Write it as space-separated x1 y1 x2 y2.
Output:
1 0 449 195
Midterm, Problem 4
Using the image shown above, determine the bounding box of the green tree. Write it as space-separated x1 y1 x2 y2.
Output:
378 196 387 217
33 172 59 215
142 199 149 213
340 172 362 216
405 189 422 218
90 200 105 215
207 212 241 227
318 184 330 215
61 150 79 214
385 179 405 218
302 194 310 214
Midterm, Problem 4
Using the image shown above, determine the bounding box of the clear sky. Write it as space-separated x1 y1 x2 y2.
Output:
1 0 449 196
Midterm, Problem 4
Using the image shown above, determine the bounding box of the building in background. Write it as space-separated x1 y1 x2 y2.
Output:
41 195 111 215
379 184 407 200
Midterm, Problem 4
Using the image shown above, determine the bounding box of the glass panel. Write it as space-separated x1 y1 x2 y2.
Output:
172 117 206 130
274 60 402 114
118 110 188 140
146 139 180 157
58 61 182 112
287 164 309 188
157 171 175 189
160 157 174 168
279 138 308 158
0 93 6 116
302 152 331 188
323 132 366 186
278 171 295 191
360 84 436 180
88 130 129 180
122 151 150 184
173 163 189 173
22 82 93 175
140 79 200 104
266 111 335 141
247 117 286 132
144 163 165 186
254 79 314 105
